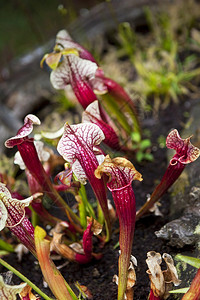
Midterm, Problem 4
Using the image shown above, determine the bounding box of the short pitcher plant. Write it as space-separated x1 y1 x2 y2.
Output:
95 155 142 300
136 129 200 220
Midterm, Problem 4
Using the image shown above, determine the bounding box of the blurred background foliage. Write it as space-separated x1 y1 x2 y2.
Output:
0 0 102 69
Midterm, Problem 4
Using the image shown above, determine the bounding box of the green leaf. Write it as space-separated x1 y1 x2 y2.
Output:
78 184 96 229
0 239 14 252
169 287 189 294
0 251 11 256
131 132 141 143
35 226 78 300
143 153 154 161
113 241 119 249
136 151 144 163
80 185 95 218
175 254 200 268
101 93 132 135
78 198 87 229
140 139 151 150
118 22 136 62
157 135 166 148
97 202 105 225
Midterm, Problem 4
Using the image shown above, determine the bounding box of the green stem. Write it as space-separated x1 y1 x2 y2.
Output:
77 193 87 229
97 201 104 225
0 258 54 300
46 178 81 225
101 94 132 135
30 207 39 228
79 184 96 219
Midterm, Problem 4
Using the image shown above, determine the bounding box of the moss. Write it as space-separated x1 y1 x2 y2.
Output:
170 171 189 197
194 223 200 251
194 223 200 235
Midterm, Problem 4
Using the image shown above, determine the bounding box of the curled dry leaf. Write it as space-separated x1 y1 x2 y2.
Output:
113 274 119 286
15 244 29 262
50 232 75 261
0 275 27 300
127 257 137 289
146 251 165 298
127 267 136 290
75 281 93 299
113 255 137 300
19 284 40 300
79 285 93 299
149 202 163 217
162 253 181 297
69 242 85 254
50 221 69 235
146 251 181 299
50 219 102 264
86 216 103 235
